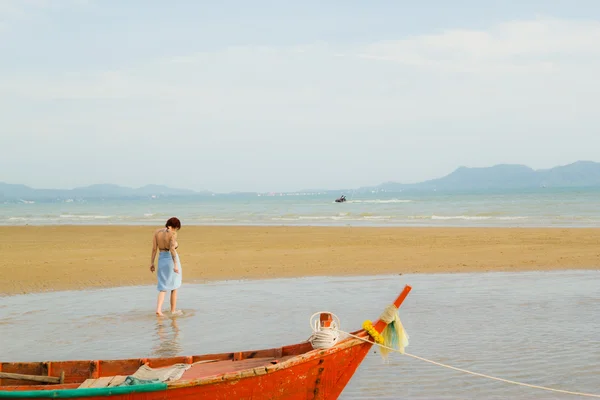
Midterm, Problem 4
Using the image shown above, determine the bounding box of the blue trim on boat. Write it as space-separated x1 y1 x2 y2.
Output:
0 382 167 399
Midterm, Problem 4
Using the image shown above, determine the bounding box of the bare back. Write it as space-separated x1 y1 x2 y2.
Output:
154 228 178 251
151 228 179 266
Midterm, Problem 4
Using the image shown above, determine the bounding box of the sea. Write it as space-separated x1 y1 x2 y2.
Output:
2 187 600 227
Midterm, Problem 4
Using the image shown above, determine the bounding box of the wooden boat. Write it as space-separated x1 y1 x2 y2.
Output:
0 285 411 400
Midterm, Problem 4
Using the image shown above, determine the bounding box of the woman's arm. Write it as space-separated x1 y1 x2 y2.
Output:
169 233 179 273
150 232 158 272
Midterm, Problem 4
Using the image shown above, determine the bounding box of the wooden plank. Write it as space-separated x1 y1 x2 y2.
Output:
89 376 114 388
77 379 96 389
107 376 127 387
78 375 128 389
0 372 60 384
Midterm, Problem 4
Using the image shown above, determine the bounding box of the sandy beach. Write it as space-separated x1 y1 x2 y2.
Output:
1 226 599 296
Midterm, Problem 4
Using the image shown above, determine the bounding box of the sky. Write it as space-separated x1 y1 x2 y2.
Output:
1 0 600 193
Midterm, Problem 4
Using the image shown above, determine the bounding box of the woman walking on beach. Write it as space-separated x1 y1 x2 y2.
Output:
150 217 183 316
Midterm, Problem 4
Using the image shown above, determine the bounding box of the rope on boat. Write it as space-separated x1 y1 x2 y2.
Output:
307 312 341 349
334 328 600 398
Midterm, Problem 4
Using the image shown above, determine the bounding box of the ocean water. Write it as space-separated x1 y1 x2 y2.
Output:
1 271 599 399
2 188 600 227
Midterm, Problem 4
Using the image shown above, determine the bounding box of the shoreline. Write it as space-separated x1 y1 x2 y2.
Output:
1 225 599 296
2 269 596 299
5 222 600 228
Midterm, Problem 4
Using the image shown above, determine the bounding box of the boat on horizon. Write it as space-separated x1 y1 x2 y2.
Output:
0 286 412 399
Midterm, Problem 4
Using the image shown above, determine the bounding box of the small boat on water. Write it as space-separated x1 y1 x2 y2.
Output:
0 286 411 400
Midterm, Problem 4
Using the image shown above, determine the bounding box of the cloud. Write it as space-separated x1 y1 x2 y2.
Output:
4 16 600 143
355 17 600 74
0 0 90 34
2 16 600 191
5 16 599 99
0 0 89 13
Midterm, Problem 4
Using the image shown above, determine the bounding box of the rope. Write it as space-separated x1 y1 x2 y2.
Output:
379 304 397 324
334 328 600 398
308 312 341 349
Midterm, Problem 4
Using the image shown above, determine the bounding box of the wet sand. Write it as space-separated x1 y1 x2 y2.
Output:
1 226 599 295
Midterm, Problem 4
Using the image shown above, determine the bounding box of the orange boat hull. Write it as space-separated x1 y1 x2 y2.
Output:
166 339 371 400
1 337 372 400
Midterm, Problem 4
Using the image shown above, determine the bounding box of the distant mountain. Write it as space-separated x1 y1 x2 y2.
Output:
0 183 209 201
370 161 600 192
68 184 200 197
3 161 600 200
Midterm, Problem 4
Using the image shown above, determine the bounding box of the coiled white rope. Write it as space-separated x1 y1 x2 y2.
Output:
337 328 600 398
307 312 341 349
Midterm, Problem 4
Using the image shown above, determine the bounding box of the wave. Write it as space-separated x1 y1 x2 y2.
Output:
427 215 529 221
2 206 598 227
276 216 352 221
59 214 112 219
273 214 532 222
346 199 413 204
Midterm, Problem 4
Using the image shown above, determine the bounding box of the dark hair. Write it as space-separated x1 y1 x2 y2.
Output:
165 217 181 230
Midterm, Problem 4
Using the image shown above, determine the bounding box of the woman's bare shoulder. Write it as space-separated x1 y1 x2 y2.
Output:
154 227 174 237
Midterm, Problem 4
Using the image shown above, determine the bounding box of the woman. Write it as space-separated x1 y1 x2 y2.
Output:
150 217 182 316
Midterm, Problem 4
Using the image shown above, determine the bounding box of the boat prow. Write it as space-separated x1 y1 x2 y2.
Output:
0 285 412 399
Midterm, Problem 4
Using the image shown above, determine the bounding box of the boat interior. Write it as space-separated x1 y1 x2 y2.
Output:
0 341 319 391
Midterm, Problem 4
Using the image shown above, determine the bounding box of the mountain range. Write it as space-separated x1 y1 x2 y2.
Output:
370 160 600 192
2 161 600 200
0 183 202 201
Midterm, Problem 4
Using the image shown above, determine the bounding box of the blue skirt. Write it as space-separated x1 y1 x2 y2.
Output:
157 251 182 291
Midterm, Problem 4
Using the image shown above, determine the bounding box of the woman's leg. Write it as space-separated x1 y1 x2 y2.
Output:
156 291 166 316
170 289 178 313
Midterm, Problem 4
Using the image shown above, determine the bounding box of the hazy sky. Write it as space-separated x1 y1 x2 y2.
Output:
1 0 600 192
